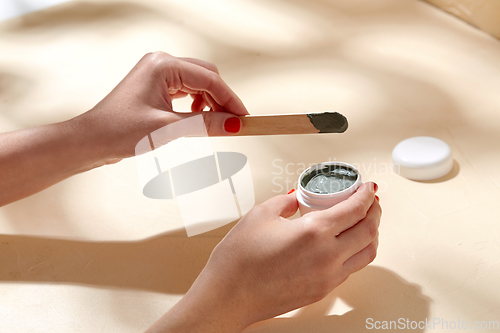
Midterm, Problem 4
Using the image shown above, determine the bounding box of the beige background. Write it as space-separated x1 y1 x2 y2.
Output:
1 0 499 332
423 0 500 39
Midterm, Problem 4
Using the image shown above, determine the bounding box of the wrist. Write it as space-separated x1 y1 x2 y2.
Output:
147 268 255 333
61 115 110 172
66 110 124 168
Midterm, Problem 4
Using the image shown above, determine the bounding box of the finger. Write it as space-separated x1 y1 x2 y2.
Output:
258 192 299 219
182 58 245 112
202 91 225 112
165 111 242 136
179 57 219 74
336 199 381 255
173 60 249 116
191 93 206 112
204 112 241 135
342 237 379 275
170 91 189 99
201 92 211 111
172 86 224 112
313 182 378 235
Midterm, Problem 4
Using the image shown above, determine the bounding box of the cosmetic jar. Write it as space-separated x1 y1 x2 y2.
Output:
297 162 362 215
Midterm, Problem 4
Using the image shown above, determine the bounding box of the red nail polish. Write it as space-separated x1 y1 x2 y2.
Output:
224 117 241 133
287 189 295 195
375 195 380 202
373 182 379 192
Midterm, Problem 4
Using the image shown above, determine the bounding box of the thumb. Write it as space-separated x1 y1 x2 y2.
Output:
260 192 299 219
166 111 242 136
203 112 241 136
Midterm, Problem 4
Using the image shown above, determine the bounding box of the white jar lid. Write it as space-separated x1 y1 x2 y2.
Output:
392 136 453 181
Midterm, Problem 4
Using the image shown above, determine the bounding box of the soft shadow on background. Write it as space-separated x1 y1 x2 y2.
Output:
0 70 32 104
246 266 431 333
0 222 237 294
2 1 162 32
0 228 431 332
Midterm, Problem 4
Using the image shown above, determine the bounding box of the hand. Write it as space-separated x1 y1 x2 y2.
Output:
148 182 381 332
71 51 248 165
0 52 248 207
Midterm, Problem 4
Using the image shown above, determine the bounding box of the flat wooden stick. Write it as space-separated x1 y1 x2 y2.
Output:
234 112 348 136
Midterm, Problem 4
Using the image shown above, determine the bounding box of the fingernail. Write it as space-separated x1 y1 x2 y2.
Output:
287 189 295 195
224 117 241 133
373 182 379 192
375 195 380 202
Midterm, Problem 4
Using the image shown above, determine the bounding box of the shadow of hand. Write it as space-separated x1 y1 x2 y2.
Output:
245 266 431 333
0 222 237 294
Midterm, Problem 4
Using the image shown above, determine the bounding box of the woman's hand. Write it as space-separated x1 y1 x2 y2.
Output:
72 51 248 165
148 182 381 333
0 52 247 206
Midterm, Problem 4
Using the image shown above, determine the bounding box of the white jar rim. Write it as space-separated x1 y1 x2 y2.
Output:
297 162 362 214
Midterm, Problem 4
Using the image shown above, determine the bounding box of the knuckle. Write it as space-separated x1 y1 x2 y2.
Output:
248 202 270 217
142 52 153 59
150 50 168 58
301 221 323 242
351 201 367 220
366 221 378 240
145 51 171 70
368 242 378 263
206 70 222 87
206 62 219 73
301 211 322 226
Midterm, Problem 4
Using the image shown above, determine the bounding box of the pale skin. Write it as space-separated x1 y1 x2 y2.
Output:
0 52 248 207
0 52 381 332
